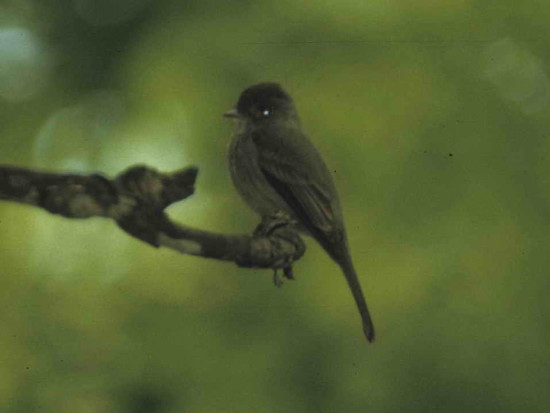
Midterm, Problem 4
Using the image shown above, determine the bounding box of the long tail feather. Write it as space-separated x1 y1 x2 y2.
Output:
339 255 375 343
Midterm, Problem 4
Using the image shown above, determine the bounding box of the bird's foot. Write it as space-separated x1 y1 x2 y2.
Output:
254 211 296 237
254 211 301 288
273 269 284 287
273 266 295 288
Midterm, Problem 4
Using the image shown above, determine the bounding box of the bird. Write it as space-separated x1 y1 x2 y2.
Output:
224 82 375 342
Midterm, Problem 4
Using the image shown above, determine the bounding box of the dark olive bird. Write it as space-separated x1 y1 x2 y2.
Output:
224 82 375 342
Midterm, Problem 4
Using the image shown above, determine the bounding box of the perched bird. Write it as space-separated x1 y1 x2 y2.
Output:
224 82 375 342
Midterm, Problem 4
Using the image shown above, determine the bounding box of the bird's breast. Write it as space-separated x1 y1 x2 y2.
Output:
228 133 292 217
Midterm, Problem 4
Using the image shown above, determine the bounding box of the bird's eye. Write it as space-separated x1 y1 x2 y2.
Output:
262 109 270 117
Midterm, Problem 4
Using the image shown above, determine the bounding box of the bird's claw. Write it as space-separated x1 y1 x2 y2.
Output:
273 266 295 288
283 266 294 280
254 211 297 237
273 269 284 288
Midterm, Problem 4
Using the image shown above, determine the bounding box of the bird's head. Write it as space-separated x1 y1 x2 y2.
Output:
224 82 295 121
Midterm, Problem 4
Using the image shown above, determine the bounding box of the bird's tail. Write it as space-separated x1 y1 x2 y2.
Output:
338 254 375 343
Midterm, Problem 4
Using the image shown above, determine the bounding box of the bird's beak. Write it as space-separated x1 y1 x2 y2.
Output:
223 108 240 118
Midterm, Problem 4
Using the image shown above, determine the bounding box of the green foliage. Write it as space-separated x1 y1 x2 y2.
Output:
1 1 549 411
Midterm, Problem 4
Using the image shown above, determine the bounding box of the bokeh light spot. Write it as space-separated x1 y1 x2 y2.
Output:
0 27 50 101
34 91 126 170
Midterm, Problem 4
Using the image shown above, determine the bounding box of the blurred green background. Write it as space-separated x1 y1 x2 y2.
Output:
1 0 550 412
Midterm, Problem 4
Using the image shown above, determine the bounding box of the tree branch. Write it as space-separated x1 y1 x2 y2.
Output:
0 164 306 272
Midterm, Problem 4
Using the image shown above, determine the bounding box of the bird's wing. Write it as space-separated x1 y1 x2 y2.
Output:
255 130 339 238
